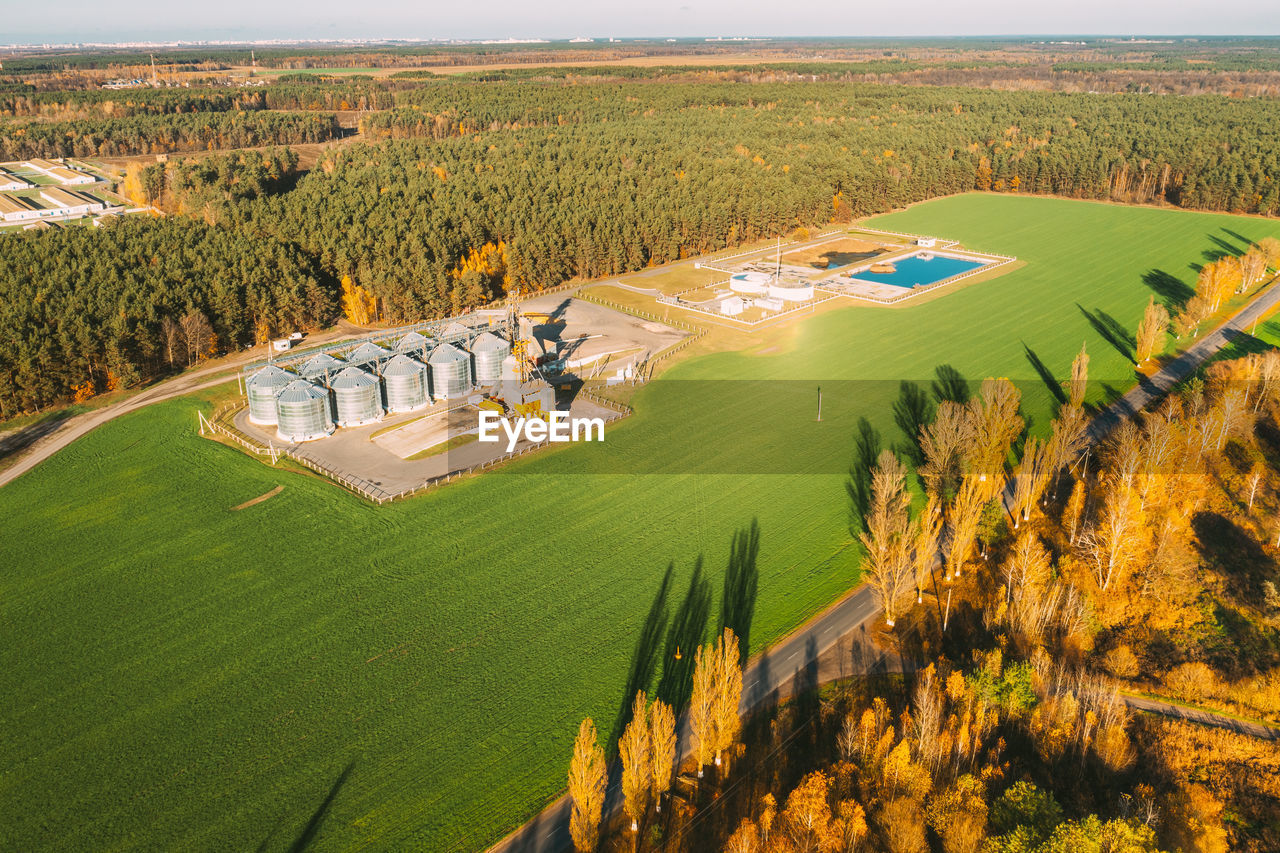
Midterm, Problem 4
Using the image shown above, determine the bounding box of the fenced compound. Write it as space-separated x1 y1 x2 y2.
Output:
197 397 633 505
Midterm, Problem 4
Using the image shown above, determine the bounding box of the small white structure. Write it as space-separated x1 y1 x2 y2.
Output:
755 297 784 312
917 236 937 248
271 339 293 352
720 296 745 317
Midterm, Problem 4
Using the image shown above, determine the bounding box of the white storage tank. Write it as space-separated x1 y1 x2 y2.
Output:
729 272 772 295
397 331 434 357
429 343 472 398
470 331 512 385
275 380 334 443
330 366 384 427
382 354 430 413
246 365 295 425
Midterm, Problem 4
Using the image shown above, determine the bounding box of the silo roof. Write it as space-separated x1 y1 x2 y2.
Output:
471 331 509 352
383 353 427 376
248 364 294 387
428 342 468 364
347 342 391 364
275 379 328 403
300 353 344 377
330 366 379 389
440 322 471 338
397 332 434 351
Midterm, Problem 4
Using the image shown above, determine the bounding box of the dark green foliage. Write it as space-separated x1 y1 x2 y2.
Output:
0 218 331 413
0 110 338 158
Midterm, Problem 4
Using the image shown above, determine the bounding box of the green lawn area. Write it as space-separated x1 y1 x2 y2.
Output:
3 194 1280 852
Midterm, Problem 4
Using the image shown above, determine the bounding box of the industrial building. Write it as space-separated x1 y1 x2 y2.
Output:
0 194 43 224
39 188 105 217
21 159 96 185
241 321 520 444
0 168 32 191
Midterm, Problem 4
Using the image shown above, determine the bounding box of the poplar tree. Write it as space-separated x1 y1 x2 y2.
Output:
1135 295 1170 364
568 718 606 853
649 699 676 813
860 450 914 626
618 692 652 832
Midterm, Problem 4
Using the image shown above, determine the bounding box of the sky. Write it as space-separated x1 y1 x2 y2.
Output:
3 0 1279 45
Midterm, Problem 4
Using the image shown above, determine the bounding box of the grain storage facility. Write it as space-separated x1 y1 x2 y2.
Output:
246 365 296 425
382 354 430 413
470 331 512 385
429 343 472 398
275 380 335 442
330 367 385 427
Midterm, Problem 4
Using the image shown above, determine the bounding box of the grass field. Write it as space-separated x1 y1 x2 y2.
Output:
3 194 1280 852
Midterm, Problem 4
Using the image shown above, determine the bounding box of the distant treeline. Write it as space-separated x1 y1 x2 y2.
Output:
0 80 399 119
0 110 339 159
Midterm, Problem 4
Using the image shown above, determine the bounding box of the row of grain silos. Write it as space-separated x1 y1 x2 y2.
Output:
244 328 512 443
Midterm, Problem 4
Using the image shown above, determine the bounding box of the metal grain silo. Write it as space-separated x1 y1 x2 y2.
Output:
346 341 391 370
246 365 295 425
470 331 511 385
330 366 384 427
275 380 334 443
382 354 430 413
428 343 472 398
440 321 471 341
397 331 434 355
300 352 344 381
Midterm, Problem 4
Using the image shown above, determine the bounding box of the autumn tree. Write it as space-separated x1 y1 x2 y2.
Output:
568 718 606 853
340 275 377 326
1069 342 1089 408
618 691 651 832
180 310 213 365
1134 295 1169 364
861 449 914 626
649 699 676 813
689 628 745 777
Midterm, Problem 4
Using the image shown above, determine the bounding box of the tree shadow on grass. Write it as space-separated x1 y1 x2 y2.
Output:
931 363 971 405
611 563 674 747
1206 233 1249 262
655 558 711 715
892 380 934 467
1022 342 1067 406
1077 304 1135 363
1142 268 1194 307
720 520 760 667
257 761 354 853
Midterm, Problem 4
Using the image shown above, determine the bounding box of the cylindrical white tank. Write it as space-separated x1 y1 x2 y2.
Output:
382 354 430 413
275 380 334 442
429 343 472 398
246 365 295 425
470 331 512 385
329 366 383 427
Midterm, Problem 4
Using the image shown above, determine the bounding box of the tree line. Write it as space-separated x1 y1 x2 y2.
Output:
0 217 331 416
0 110 340 159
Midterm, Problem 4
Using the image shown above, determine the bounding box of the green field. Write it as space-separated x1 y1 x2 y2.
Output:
3 195 1280 851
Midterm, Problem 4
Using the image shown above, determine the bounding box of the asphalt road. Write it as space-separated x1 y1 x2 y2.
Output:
1123 694 1280 741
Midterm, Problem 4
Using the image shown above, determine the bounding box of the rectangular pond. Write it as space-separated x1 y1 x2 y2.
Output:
846 252 986 288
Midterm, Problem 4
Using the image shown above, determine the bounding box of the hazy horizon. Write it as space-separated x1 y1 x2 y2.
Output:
5 0 1280 47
